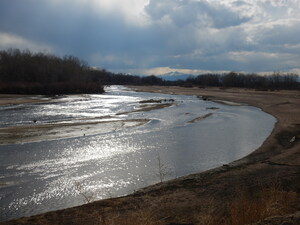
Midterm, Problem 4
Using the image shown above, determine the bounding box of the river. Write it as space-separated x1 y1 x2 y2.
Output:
0 86 276 221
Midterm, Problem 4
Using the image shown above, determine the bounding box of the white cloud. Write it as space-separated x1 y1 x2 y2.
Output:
0 32 53 52
284 43 300 50
288 68 300 75
140 0 300 71
145 0 252 28
93 0 150 25
225 50 299 72
228 51 280 62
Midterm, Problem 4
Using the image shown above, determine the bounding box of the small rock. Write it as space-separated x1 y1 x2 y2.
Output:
289 136 295 143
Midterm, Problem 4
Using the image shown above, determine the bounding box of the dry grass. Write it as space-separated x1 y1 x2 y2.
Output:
194 182 298 225
97 207 165 225
94 183 297 225
226 187 297 225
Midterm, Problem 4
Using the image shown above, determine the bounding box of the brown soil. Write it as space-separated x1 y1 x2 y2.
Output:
1 86 300 225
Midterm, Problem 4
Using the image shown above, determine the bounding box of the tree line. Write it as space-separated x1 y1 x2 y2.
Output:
83 69 299 90
0 49 299 94
184 72 299 90
0 49 167 94
0 49 104 94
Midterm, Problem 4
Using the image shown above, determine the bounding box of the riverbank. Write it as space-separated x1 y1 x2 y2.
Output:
0 94 51 106
1 86 299 225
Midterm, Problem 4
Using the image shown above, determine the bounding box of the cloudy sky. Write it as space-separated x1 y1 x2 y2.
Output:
0 0 299 75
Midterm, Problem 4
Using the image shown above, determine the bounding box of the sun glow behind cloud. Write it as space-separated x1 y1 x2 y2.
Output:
52 0 151 26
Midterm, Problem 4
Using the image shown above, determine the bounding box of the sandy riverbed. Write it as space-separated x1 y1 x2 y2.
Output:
0 119 150 145
0 95 174 145
1 86 299 225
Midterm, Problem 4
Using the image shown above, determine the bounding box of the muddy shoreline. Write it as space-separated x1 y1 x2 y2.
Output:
1 86 299 225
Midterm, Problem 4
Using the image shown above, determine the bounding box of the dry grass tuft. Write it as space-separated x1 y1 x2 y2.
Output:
98 208 164 225
226 184 297 225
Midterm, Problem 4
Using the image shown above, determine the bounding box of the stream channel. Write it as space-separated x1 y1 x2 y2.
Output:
0 86 276 221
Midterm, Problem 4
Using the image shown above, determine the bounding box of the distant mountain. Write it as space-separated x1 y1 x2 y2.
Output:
157 72 195 81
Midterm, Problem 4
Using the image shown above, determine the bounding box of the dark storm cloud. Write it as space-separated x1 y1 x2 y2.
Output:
0 1 160 65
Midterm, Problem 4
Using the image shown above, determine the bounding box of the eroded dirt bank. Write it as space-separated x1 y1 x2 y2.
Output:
1 86 299 225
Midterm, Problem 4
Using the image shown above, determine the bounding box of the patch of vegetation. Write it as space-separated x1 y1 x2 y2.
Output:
224 185 297 225
93 182 297 225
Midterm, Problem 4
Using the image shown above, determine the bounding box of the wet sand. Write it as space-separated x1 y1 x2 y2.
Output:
0 119 150 145
0 94 51 106
187 113 213 123
1 86 299 225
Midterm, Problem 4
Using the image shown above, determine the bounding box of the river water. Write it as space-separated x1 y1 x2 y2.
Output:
0 86 276 221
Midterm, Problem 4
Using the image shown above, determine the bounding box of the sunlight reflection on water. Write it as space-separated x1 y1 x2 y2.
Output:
0 86 276 221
